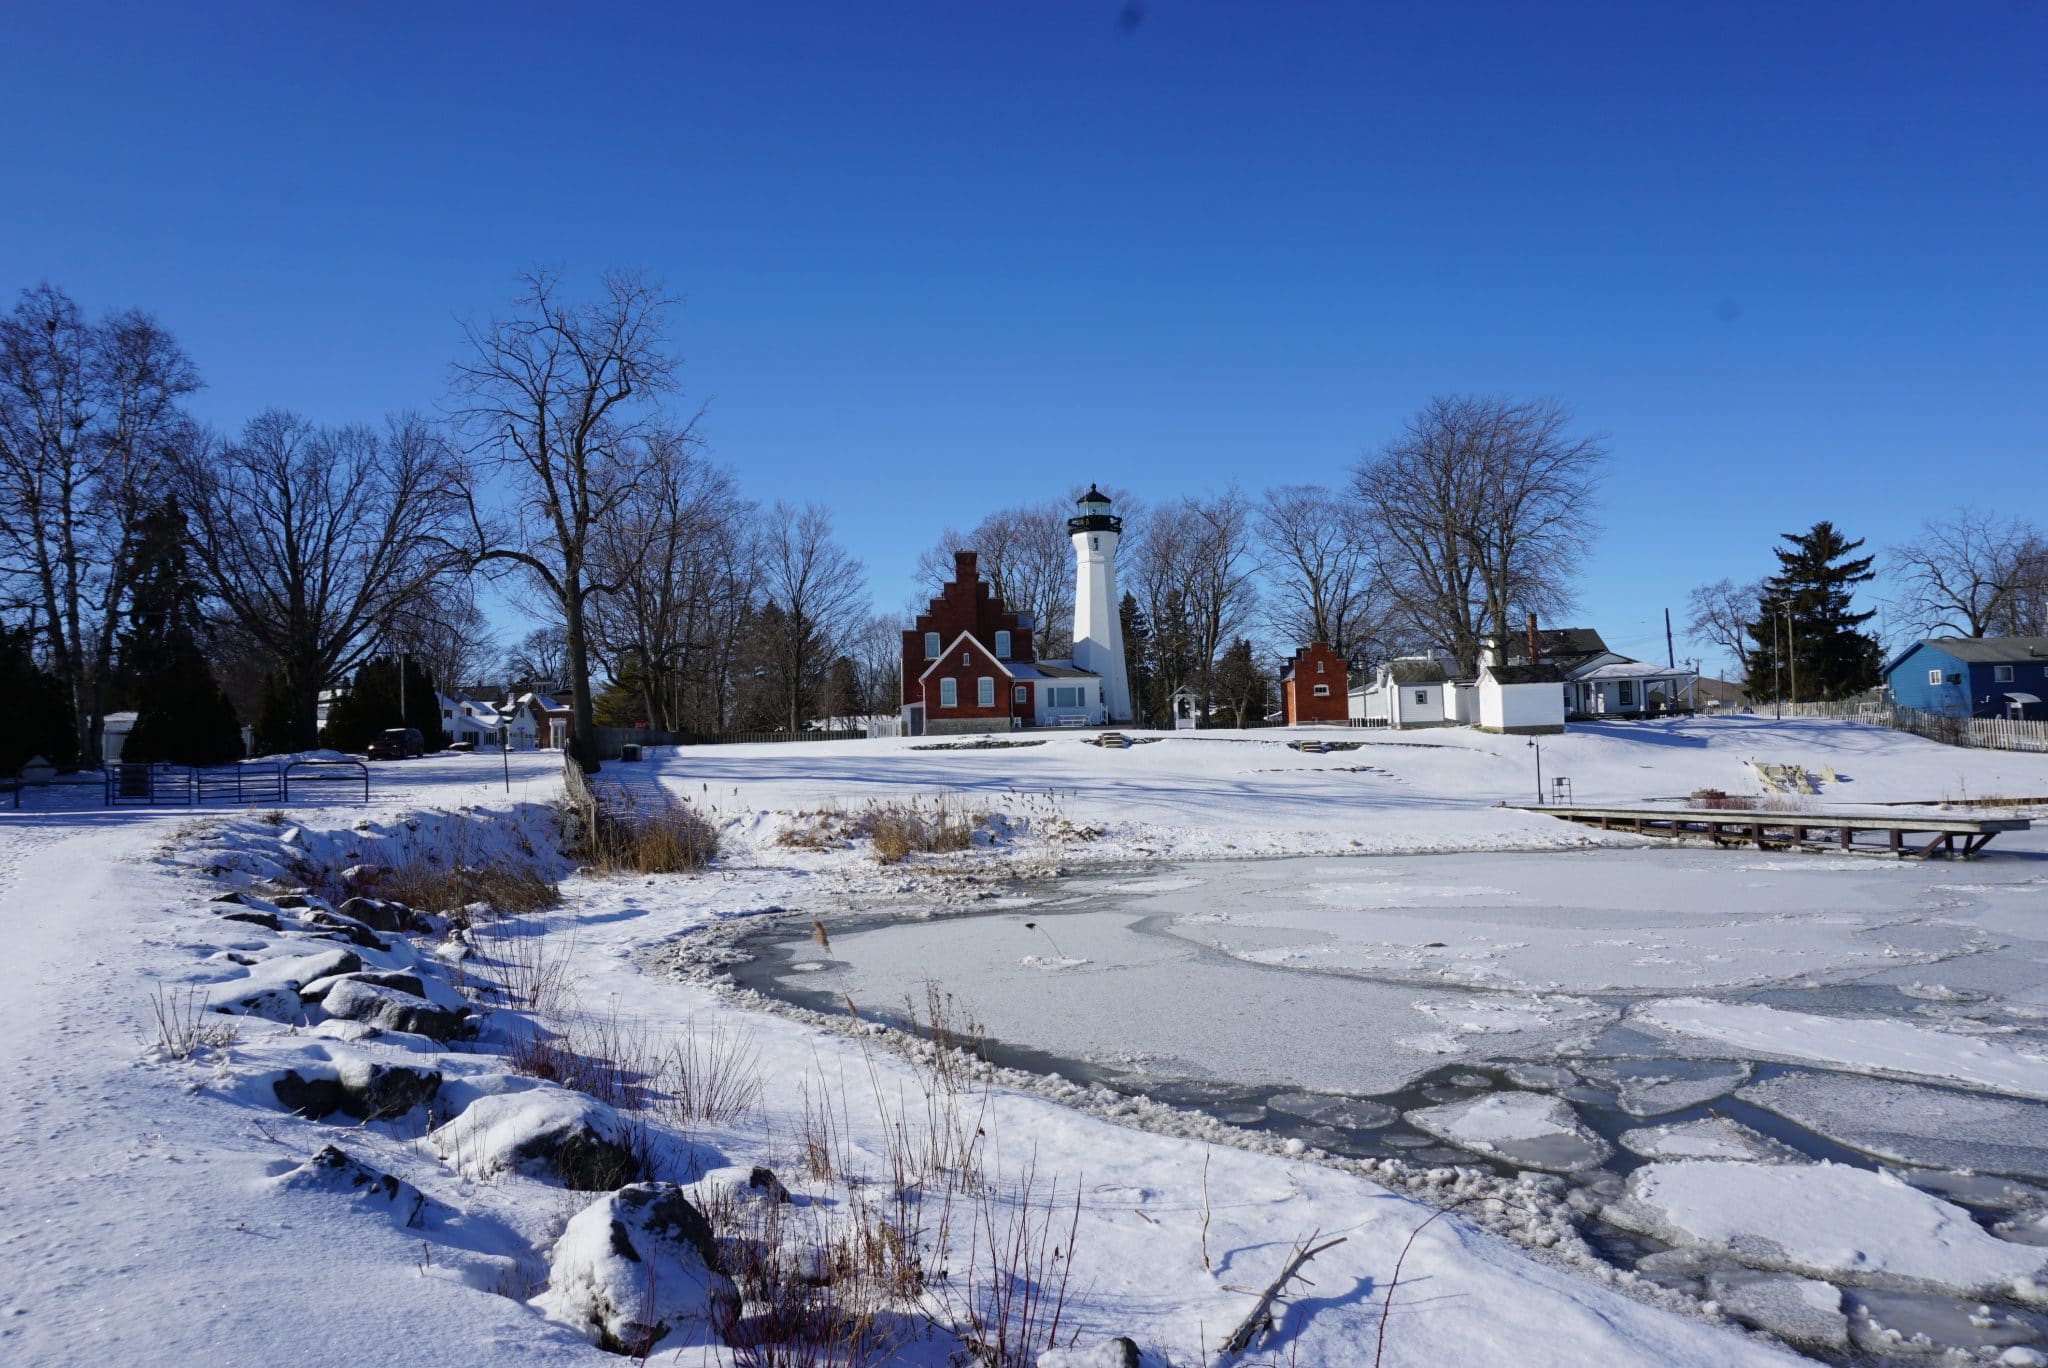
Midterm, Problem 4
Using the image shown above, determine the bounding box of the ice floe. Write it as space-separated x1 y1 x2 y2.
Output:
1619 1117 1805 1164
1739 1071 2048 1181
1405 1089 1611 1172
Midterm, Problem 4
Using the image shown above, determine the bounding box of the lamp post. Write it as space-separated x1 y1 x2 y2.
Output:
1528 737 1543 804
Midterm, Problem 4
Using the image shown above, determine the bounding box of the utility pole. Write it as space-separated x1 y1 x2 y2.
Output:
1772 605 1784 720
1529 738 1543 804
1665 608 1675 669
1785 602 1797 707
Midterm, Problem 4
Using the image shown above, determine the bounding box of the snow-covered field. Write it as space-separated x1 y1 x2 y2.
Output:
6 717 2048 1366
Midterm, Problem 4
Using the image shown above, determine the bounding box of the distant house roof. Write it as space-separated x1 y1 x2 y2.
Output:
1885 637 2048 674
1508 628 1610 669
1385 658 1447 685
1030 659 1099 679
1486 663 1565 685
1573 659 1693 682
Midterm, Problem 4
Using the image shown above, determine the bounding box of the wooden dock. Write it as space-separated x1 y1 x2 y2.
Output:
1518 803 2031 858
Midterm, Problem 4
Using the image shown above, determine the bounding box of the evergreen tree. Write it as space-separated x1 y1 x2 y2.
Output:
0 626 79 773
116 501 244 766
253 673 298 756
1213 638 1270 728
1119 592 1156 725
1743 521 1884 702
319 656 450 753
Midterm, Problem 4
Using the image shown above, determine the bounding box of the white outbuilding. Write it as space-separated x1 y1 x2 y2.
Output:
1350 657 1450 728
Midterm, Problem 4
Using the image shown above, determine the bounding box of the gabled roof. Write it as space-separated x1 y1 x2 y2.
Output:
1029 658 1099 679
1509 628 1610 669
1385 657 1447 684
1485 662 1565 685
915 631 1016 684
1885 636 2048 675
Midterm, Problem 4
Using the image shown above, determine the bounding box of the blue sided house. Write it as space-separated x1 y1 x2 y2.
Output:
1884 637 2048 720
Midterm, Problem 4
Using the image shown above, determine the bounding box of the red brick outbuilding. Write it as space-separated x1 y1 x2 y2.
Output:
1282 642 1349 724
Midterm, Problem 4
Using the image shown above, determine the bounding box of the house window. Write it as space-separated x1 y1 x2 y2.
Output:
1414 690 1428 705
939 678 957 708
1316 660 1325 673
924 632 940 659
1928 669 1944 686
1619 681 1635 706
994 631 1011 658
1996 665 2014 683
1014 684 1027 705
977 677 994 707
1312 684 1331 697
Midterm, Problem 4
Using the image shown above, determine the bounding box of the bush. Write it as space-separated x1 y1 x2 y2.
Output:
588 802 720 874
858 797 977 864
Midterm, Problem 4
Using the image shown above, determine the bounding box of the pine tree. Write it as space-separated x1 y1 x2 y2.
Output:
0 626 79 773
1118 592 1155 724
117 501 244 766
1743 521 1884 702
319 656 449 753
1213 638 1270 728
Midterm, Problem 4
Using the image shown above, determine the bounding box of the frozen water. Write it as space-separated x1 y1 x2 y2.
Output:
1579 1058 1752 1117
1503 1062 1578 1090
1609 1161 2048 1298
1406 1090 1612 1172
1739 1072 2048 1180
1706 1270 1849 1352
1619 1117 1805 1164
1265 1090 1400 1129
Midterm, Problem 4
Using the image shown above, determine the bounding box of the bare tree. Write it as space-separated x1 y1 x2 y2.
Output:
450 268 692 768
1353 395 1603 675
759 501 868 731
1255 483 1385 657
916 499 1077 653
1129 490 1258 708
175 411 462 749
503 626 568 692
0 284 200 761
585 430 758 732
383 582 492 697
1686 577 1764 681
1890 508 2042 638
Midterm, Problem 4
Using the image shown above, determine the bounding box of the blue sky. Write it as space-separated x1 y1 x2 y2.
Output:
5 2 2043 674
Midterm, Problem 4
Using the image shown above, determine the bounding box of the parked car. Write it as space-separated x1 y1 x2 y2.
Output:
367 727 425 760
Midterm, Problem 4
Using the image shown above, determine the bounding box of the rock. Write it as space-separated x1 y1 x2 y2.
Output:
219 909 283 930
540 1183 735 1355
273 1069 347 1118
321 978 465 1041
341 864 382 891
303 910 389 951
431 1089 642 1190
683 1164 793 1209
219 987 303 1023
270 892 334 911
299 969 426 1002
273 1144 425 1228
339 897 425 934
336 1060 441 1119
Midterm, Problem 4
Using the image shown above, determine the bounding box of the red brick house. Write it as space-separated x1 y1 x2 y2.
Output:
1282 642 1349 725
901 549 1104 735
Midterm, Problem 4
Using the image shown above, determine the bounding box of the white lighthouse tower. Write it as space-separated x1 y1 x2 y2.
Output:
1068 485 1132 723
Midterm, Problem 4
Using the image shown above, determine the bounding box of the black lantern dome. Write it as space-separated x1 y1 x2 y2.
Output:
1068 484 1122 535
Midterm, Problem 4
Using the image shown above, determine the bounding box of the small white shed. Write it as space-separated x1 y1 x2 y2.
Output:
1478 662 1567 734
1351 657 1450 728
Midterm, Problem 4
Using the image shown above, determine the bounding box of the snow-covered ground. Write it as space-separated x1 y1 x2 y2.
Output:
6 717 2048 1365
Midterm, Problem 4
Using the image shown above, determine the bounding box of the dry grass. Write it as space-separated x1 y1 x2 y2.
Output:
148 984 240 1059
382 859 562 918
660 1016 764 1126
859 797 980 864
586 801 720 874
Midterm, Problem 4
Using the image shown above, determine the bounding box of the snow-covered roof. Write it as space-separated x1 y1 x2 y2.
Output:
1573 659 1696 682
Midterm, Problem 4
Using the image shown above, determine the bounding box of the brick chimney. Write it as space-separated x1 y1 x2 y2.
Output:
1526 613 1540 668
953 548 978 582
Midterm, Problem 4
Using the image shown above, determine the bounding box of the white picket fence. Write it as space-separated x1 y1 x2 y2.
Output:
1774 701 2048 753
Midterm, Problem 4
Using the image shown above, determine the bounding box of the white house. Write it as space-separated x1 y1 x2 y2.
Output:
438 692 504 746
1349 657 1450 728
1505 626 1696 718
1477 637 1566 733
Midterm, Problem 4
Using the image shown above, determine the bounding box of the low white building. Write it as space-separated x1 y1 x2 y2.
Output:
1019 661 1107 728
1565 660 1697 717
1476 636 1566 733
1349 657 1450 728
438 692 504 746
